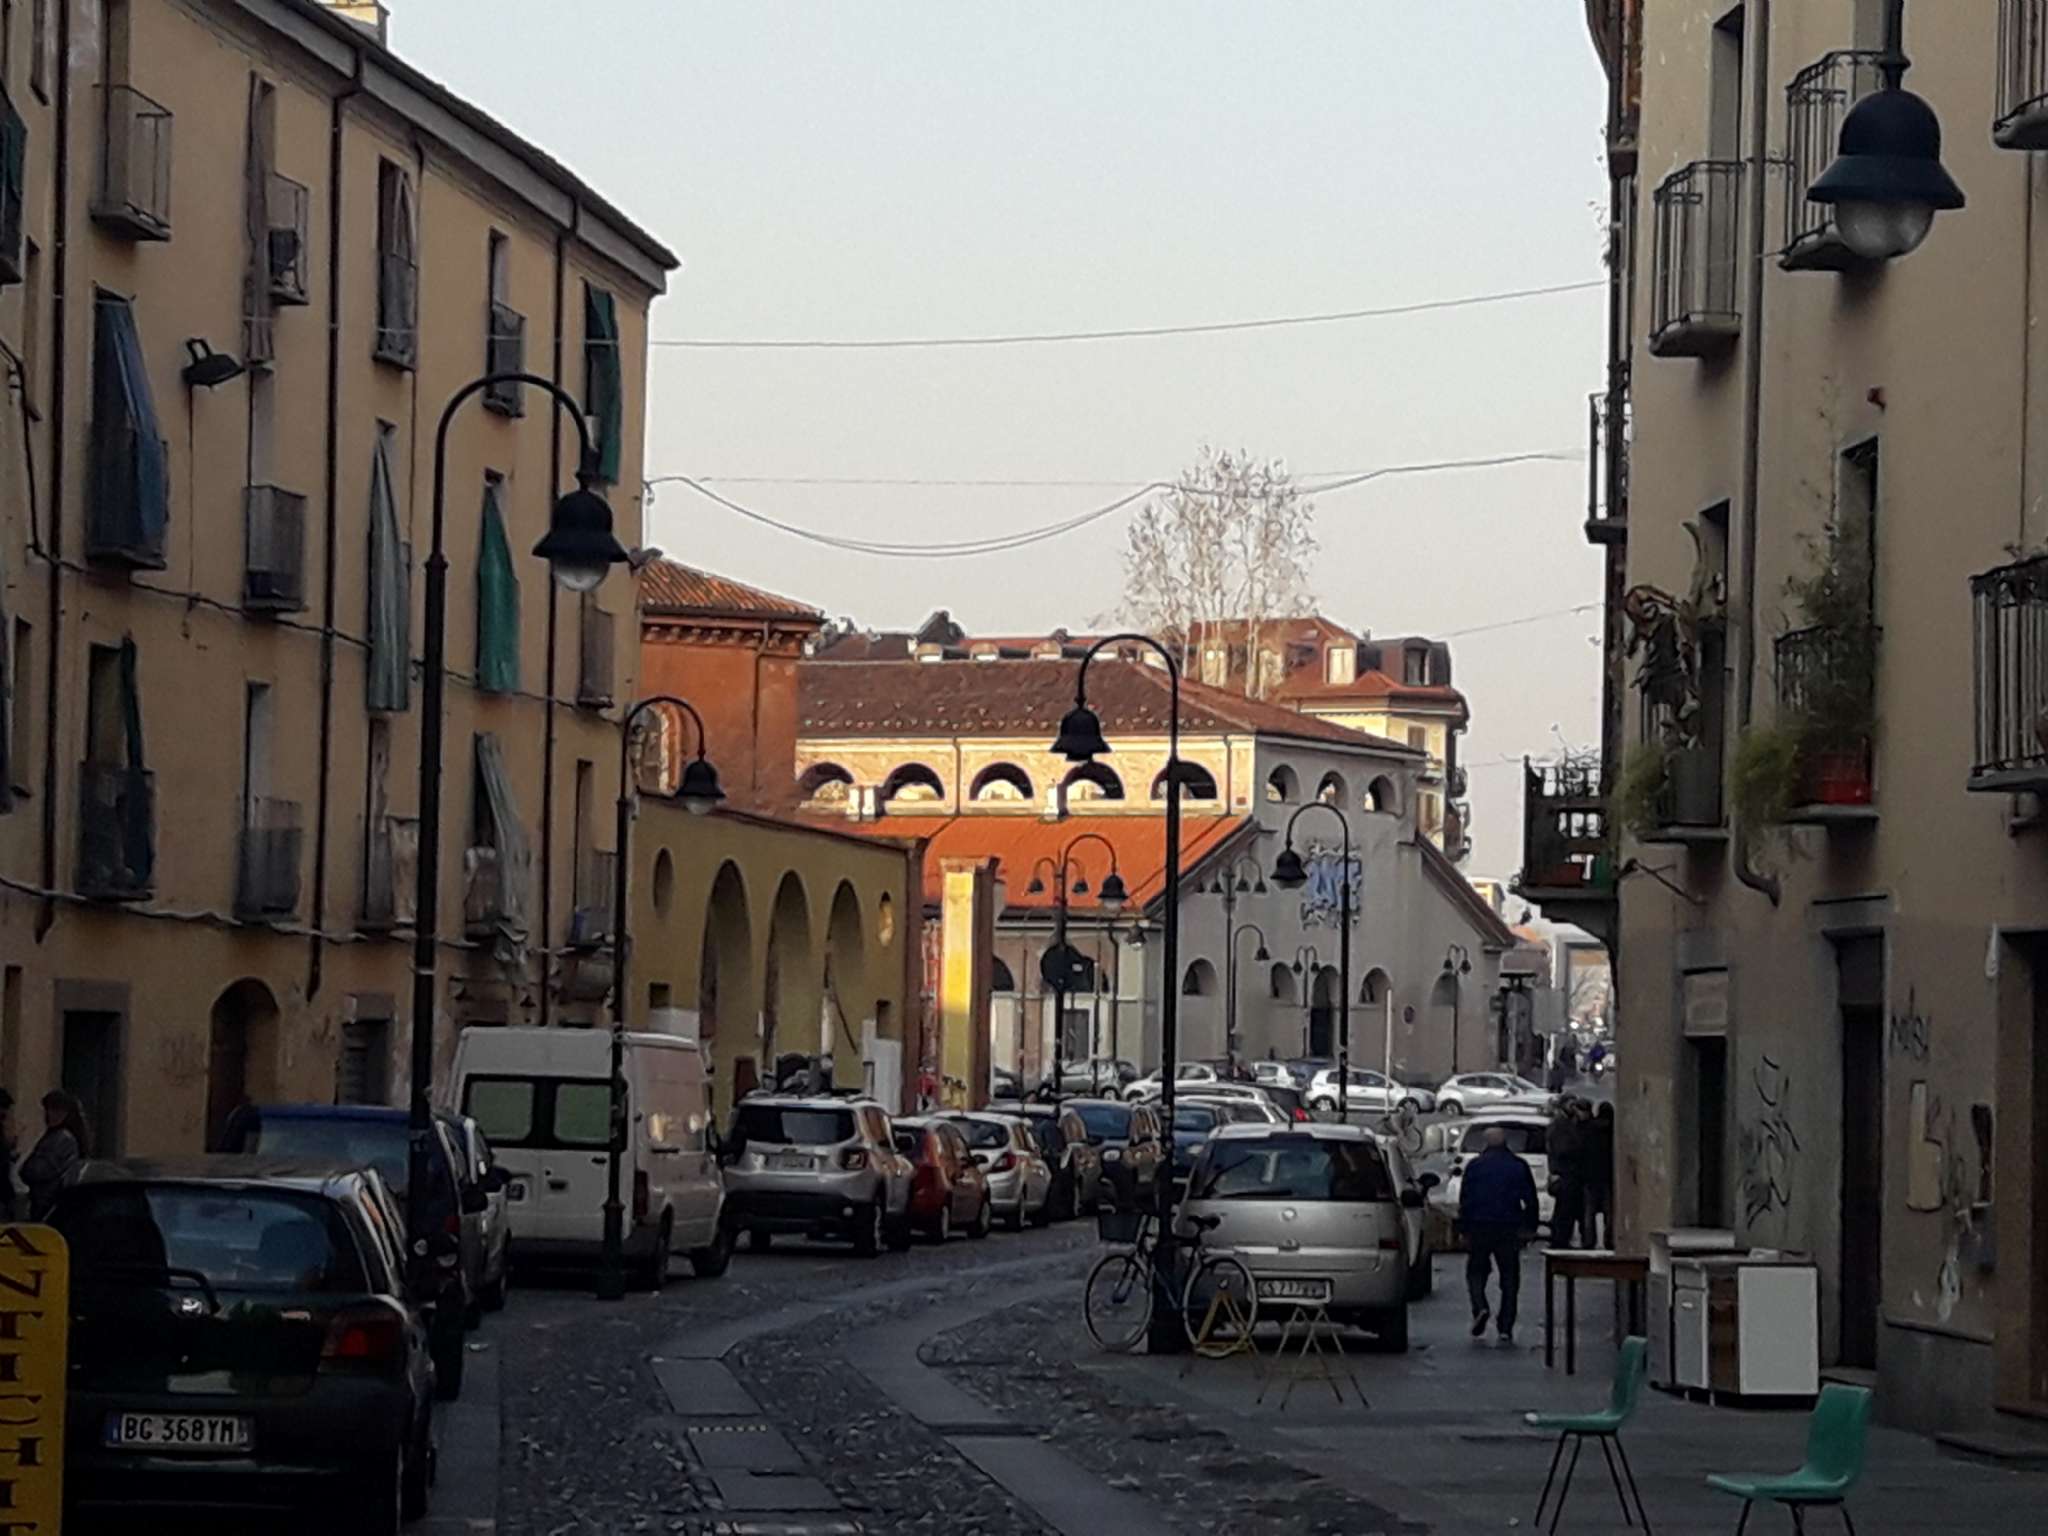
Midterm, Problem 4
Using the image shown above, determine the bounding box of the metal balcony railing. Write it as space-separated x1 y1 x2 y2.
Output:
1649 161 1742 358
484 303 526 416
570 849 617 948
1998 0 2048 150
77 764 155 901
92 84 172 241
1971 555 2048 790
373 253 417 367
361 813 419 929
578 603 615 709
1775 623 1879 808
1586 363 1631 543
235 797 304 919
244 484 308 613
1782 51 1887 270
1520 760 1614 892
267 172 310 305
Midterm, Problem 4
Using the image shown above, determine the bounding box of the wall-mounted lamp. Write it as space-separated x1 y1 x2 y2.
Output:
181 339 245 390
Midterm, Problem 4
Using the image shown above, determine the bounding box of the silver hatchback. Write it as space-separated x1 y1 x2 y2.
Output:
1176 1122 1418 1351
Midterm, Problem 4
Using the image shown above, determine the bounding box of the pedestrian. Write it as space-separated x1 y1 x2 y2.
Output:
1548 1097 1589 1249
0 1089 16 1222
1458 1126 1540 1344
1584 1102 1616 1249
20 1091 88 1220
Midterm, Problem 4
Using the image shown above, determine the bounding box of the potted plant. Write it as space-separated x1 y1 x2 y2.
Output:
1780 517 1879 807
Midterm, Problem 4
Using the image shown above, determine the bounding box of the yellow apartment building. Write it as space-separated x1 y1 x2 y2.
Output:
0 0 673 1155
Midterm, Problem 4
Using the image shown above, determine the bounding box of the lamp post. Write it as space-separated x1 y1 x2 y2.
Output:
1442 942 1473 1076
1806 0 1964 261
1290 944 1320 1061
1268 802 1354 1119
1025 833 1127 1107
1228 922 1270 1073
409 372 625 1266
595 695 724 1301
1204 856 1267 1073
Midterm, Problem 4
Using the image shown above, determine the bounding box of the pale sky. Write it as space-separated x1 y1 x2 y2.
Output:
395 1 1611 880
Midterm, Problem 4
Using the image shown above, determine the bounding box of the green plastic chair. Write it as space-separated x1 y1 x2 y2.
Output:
1707 1383 1872 1535
1525 1334 1652 1533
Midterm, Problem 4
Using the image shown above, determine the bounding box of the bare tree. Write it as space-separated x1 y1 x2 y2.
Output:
1119 448 1317 697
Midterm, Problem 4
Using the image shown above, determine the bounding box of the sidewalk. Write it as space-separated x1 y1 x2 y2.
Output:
1090 1256 2045 1533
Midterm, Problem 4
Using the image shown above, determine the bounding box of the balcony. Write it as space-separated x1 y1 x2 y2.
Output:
0 89 26 286
267 172 310 306
361 814 419 930
243 484 308 614
464 845 514 939
77 764 155 902
578 603 615 710
483 303 526 416
373 253 417 368
1586 364 1631 545
235 797 304 920
1970 555 2048 792
1782 51 1887 272
1774 623 1879 822
1517 760 1617 936
569 849 617 949
1649 161 1742 359
1997 0 2048 149
91 84 172 241
86 423 170 570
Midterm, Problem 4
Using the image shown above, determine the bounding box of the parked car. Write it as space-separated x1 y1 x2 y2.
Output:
1304 1068 1437 1116
452 1114 510 1320
942 1112 1052 1229
722 1095 915 1254
1067 1097 1166 1210
990 1066 1023 1101
216 1103 475 1399
1125 1062 1220 1101
1376 1135 1441 1300
1177 1122 1420 1351
893 1117 992 1241
54 1158 438 1533
1044 1057 1139 1099
1166 1100 1232 1185
1175 1081 1280 1111
1426 1112 1555 1250
1250 1060 1299 1090
1434 1072 1553 1116
1015 1104 1104 1218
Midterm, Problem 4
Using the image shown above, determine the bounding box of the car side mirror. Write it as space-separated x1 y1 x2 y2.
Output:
1400 1188 1425 1210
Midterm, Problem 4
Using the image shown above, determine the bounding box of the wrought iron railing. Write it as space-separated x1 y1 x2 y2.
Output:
1520 760 1614 890
1774 623 1879 804
244 484 308 613
235 797 304 919
92 84 172 240
77 764 155 901
1587 363 1631 537
1971 555 2048 788
1782 51 1886 267
1650 161 1742 356
267 171 311 305
484 303 526 415
1998 0 2048 150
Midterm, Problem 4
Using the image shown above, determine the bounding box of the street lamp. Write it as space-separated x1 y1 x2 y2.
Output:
596 695 723 1301
408 371 626 1267
1290 944 1321 1062
1269 802 1356 1119
1025 832 1125 1107
1205 856 1266 1072
1442 942 1473 1077
1228 922 1270 1073
1806 0 1964 261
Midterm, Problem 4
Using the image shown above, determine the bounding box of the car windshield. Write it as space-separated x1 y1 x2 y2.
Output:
57 1185 365 1294
1189 1136 1395 1203
733 1105 855 1146
235 1117 409 1194
1461 1123 1548 1156
1171 1105 1223 1134
1072 1103 1132 1141
948 1119 1011 1151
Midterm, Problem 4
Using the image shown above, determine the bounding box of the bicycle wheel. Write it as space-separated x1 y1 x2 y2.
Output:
1083 1251 1155 1353
1182 1253 1261 1358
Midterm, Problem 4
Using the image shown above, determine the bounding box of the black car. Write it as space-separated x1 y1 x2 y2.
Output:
1167 1100 1236 1184
53 1158 438 1534
1066 1098 1164 1210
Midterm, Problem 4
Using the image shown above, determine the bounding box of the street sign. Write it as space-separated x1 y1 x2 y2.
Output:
0 1225 67 1532
1039 943 1090 990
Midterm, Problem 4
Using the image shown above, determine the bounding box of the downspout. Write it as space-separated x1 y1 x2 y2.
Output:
307 54 367 998
1732 0 1781 906
35 0 72 940
537 203 575 1024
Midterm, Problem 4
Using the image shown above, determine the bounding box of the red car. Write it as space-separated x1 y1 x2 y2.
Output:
893 1117 994 1241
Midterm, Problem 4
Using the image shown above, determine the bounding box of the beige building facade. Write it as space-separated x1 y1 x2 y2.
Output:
0 0 672 1156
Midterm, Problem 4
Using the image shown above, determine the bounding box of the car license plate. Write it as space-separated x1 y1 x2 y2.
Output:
774 1150 816 1170
105 1412 253 1453
1258 1277 1333 1302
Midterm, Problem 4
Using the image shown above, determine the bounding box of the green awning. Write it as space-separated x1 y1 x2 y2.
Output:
583 284 622 484
476 480 519 694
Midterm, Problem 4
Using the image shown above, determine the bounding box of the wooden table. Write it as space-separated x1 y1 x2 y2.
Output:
1543 1249 1648 1375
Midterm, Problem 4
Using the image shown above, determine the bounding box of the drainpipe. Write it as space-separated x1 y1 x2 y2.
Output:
307 55 367 998
537 203 576 1025
1732 0 1782 906
35 0 72 940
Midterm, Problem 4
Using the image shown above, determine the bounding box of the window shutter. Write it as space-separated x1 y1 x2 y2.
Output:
475 481 519 694
89 293 170 565
582 285 622 484
474 731 532 938
242 76 274 364
366 430 410 712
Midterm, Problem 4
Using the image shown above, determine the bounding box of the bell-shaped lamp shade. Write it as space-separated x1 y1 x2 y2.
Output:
1807 86 1963 262
1253 878 1269 895
1072 877 1090 897
677 756 725 816
1026 875 1047 896
1051 703 1110 763
1254 944 1271 962
534 485 629 593
1096 871 1129 912
1270 845 1309 889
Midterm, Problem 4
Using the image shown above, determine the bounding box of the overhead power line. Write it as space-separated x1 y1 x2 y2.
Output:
684 453 1587 490
652 277 1604 351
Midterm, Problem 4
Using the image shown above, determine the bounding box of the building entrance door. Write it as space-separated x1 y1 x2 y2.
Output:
61 1009 123 1158
1836 934 1886 1371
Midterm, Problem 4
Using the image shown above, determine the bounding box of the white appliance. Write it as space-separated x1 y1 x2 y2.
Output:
1670 1255 1820 1399
1647 1227 1739 1388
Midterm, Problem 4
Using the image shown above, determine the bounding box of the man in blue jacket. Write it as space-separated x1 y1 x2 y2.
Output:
1458 1126 1541 1343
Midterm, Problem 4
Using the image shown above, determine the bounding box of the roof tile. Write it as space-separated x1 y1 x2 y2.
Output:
640 559 823 624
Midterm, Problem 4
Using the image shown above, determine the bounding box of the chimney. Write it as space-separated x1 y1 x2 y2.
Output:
325 1 390 45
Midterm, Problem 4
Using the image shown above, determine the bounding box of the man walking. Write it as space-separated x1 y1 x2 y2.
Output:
1459 1125 1540 1344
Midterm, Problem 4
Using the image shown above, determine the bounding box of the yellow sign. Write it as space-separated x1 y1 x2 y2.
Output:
0 1226 67 1534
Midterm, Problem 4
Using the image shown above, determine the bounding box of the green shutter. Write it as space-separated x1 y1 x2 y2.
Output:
476 481 519 694
583 285 622 484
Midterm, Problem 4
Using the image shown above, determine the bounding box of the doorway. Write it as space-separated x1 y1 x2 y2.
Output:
206 980 281 1150
1837 936 1885 1370
1308 968 1337 1057
61 1010 123 1158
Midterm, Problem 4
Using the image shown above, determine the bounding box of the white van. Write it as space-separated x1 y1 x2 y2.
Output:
450 1026 730 1287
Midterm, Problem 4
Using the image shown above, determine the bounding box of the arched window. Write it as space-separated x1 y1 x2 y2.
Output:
1064 763 1124 801
1366 775 1399 814
1151 763 1218 801
1270 963 1297 1003
1266 765 1299 804
1181 958 1217 997
1316 771 1347 805
970 762 1035 803
797 762 854 806
991 957 1017 992
880 762 945 807
1360 967 1391 1006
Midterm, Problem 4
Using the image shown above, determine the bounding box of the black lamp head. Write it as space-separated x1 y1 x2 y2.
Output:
1071 876 1090 897
533 482 629 593
1026 875 1047 896
1270 846 1308 889
676 755 725 816
1096 871 1128 911
181 338 245 389
1808 86 1964 259
1254 944 1270 962
1051 702 1110 762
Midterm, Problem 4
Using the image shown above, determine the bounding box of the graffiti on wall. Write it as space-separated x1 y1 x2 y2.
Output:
1737 1054 1802 1233
1888 988 1931 1062
1297 846 1362 932
1906 1081 1994 1323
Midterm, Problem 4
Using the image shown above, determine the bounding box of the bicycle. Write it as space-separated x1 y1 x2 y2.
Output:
1083 1207 1261 1356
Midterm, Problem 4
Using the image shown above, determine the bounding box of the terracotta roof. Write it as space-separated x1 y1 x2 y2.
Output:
797 659 1418 755
1278 666 1469 717
640 559 823 625
819 813 1254 913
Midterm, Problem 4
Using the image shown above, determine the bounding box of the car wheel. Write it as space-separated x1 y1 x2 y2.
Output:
971 1197 993 1239
1397 1096 1420 1113
1438 1099 1462 1117
1376 1306 1411 1354
748 1228 773 1253
431 1309 465 1402
1004 1202 1026 1233
689 1221 733 1279
639 1213 673 1292
929 1205 952 1243
852 1201 883 1257
1030 1193 1052 1229
401 1409 433 1522
885 1210 915 1252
